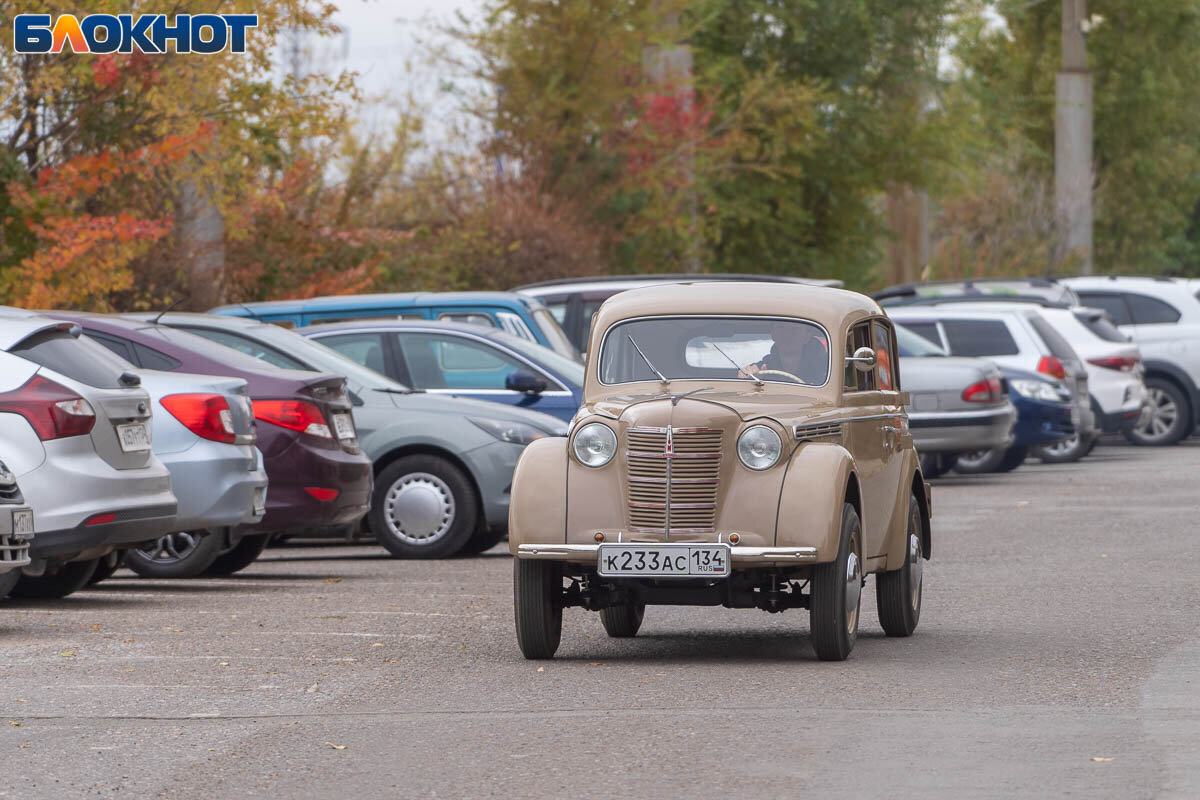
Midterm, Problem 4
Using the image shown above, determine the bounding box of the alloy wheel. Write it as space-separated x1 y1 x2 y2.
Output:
1137 387 1178 442
136 531 203 564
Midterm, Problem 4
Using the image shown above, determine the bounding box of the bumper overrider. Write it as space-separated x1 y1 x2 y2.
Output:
0 510 33 573
516 543 817 564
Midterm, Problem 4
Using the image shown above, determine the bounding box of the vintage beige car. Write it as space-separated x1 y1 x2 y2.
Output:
509 282 932 661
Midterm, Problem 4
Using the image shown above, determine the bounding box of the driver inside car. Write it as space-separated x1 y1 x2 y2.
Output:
738 322 829 385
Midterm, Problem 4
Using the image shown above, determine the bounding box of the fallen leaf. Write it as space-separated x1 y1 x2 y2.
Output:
325 742 347 750
371 642 384 647
171 629 183 633
59 651 75 658
123 638 136 644
1101 553 1109 559
383 659 399 663
588 662 601 667
15 699 27 704
536 666 544 673
19 743 30 748
324 578 342 584
1091 757 1114 762
218 662 230 667
9 721 21 727
90 624 100 631
305 684 319 693
1015 501 1029 509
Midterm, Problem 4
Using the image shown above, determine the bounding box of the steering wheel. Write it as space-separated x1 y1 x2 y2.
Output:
754 369 804 384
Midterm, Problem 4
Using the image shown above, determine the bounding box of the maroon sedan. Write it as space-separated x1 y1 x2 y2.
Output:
43 312 373 573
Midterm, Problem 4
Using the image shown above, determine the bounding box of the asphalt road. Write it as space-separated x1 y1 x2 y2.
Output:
2 440 1199 798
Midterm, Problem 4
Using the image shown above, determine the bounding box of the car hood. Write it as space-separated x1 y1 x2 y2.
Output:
583 388 835 424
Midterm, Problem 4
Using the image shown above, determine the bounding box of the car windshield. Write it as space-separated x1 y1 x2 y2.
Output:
490 330 586 386
894 324 947 357
599 316 829 386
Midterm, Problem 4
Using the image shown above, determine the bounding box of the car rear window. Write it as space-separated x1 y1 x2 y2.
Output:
1125 293 1181 324
1074 312 1129 343
1027 314 1078 361
940 319 1019 357
12 330 130 388
1076 293 1131 325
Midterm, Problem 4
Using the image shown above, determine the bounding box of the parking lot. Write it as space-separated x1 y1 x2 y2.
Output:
0 439 1193 798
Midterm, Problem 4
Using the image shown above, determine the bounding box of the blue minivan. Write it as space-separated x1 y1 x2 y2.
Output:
210 292 582 363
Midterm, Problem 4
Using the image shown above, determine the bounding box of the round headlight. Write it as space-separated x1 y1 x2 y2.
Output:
737 425 782 470
572 422 617 467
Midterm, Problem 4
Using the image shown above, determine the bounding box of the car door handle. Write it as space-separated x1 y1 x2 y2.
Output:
881 425 900 433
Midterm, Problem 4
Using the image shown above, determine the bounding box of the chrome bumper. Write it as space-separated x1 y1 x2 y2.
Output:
0 532 33 571
516 543 819 564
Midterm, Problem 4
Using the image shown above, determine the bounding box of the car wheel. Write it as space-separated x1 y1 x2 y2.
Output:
918 452 957 479
951 447 1005 474
876 494 923 637
202 534 269 576
124 529 226 579
1124 378 1190 446
0 570 20 598
11 559 99 599
88 551 125 585
600 603 645 638
1037 432 1088 463
459 525 507 556
370 456 478 559
513 558 563 659
994 445 1030 472
809 502 862 661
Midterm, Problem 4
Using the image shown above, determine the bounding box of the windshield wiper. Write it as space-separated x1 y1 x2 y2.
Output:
373 387 426 395
710 343 763 386
627 335 669 385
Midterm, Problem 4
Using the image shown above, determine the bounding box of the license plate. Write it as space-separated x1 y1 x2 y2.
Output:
253 487 266 516
597 544 730 578
117 422 151 452
332 413 356 440
11 509 33 537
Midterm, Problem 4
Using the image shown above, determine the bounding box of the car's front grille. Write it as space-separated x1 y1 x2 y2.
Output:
625 426 722 533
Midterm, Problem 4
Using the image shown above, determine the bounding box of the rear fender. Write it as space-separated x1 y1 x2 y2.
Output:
775 443 857 561
508 437 568 552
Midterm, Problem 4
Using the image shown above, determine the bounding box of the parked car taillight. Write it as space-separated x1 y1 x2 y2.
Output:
1036 356 1066 380
0 374 96 440
252 399 332 438
161 394 237 444
962 376 1003 403
1087 355 1140 372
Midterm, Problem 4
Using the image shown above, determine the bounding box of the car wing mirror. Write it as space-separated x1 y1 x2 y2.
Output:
845 346 877 373
506 369 548 395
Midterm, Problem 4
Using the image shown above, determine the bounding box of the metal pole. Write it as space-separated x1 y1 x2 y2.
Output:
1055 0 1093 273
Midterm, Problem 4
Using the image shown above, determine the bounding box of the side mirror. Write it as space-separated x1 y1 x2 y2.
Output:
505 369 548 395
845 346 877 373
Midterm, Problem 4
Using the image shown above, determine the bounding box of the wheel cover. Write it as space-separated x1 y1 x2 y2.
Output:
1136 387 1178 441
136 531 202 564
955 450 991 468
1043 431 1080 456
844 530 862 636
908 505 923 612
384 472 456 546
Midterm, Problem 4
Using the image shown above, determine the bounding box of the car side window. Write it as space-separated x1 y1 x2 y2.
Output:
940 319 1020 357
84 332 135 363
1124 293 1181 325
1076 292 1132 326
844 323 876 392
394 332 530 390
133 342 182 371
180 328 310 370
317 333 390 376
897 321 942 348
871 321 897 391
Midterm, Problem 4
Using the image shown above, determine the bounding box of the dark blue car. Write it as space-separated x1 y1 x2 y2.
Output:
1002 366 1077 449
299 320 585 422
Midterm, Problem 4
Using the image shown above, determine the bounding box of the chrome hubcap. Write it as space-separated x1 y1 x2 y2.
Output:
956 449 991 468
845 543 861 636
138 531 202 563
1138 387 1178 440
908 532 923 611
1043 431 1079 456
385 472 456 546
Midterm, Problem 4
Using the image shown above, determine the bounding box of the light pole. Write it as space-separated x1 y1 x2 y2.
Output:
1055 0 1093 274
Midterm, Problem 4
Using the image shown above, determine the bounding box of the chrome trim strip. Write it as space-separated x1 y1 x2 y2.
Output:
627 451 721 460
628 501 716 510
630 526 714 535
628 476 717 485
516 543 819 563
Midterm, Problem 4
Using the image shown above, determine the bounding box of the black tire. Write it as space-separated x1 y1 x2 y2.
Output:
370 456 479 559
918 452 957 479
1124 377 1190 446
124 529 226 579
951 447 1006 474
202 534 269 576
513 558 563 659
459 525 507 556
600 603 645 637
11 559 99 599
809 502 862 662
0 569 21 598
88 551 125 585
994 445 1029 473
1036 431 1088 463
876 495 924 637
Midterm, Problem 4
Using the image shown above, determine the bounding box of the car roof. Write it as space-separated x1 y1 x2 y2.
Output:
591 282 881 335
298 319 507 338
210 291 538 316
514 273 844 294
886 305 1033 321
123 311 276 331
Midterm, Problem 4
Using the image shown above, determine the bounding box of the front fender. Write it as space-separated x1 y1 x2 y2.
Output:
775 442 857 561
508 437 568 553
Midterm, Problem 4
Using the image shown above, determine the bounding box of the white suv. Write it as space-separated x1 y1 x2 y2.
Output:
1061 276 1200 445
